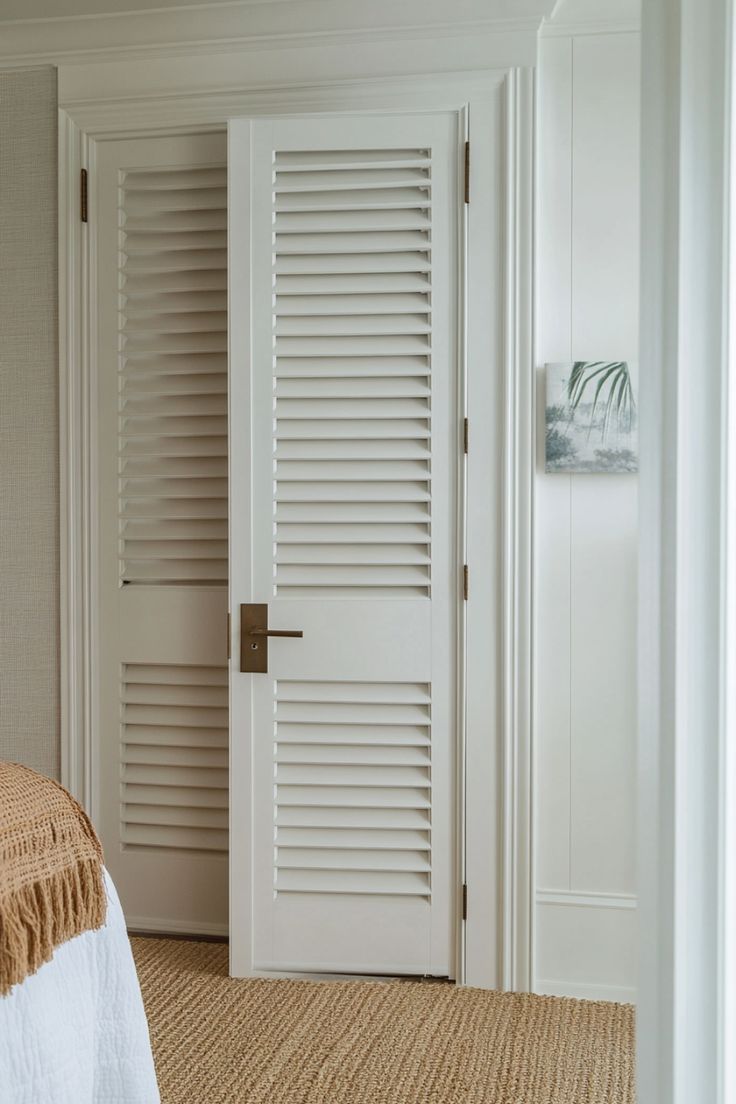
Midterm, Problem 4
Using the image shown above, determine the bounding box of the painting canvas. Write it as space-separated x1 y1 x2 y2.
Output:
545 361 638 473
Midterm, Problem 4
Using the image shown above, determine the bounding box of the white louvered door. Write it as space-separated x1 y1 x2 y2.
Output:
95 133 229 934
230 113 460 976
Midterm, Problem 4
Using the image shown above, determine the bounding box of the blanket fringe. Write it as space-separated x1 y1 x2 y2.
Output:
0 856 106 996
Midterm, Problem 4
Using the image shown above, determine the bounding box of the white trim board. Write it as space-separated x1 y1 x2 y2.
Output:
537 979 636 1004
0 0 555 70
57 41 540 110
537 890 637 911
535 890 637 1003
58 68 534 991
499 66 535 992
58 71 519 137
639 0 734 1099
539 18 641 37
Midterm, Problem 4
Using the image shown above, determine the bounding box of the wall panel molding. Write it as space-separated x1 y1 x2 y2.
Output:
537 889 637 911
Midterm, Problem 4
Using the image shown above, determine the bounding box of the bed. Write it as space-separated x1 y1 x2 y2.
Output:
0 763 159 1103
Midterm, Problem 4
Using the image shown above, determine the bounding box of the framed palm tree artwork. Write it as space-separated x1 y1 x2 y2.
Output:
544 361 638 473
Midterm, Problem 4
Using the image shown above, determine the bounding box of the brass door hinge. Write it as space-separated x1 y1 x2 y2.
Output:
463 565 469 601
462 884 468 921
463 141 470 205
463 417 468 454
80 168 88 223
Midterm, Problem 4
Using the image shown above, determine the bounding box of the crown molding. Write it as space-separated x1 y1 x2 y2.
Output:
3 19 542 69
540 17 640 36
0 0 292 18
0 0 555 69
57 24 539 107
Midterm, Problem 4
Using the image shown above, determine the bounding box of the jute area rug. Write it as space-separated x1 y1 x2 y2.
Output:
131 937 634 1104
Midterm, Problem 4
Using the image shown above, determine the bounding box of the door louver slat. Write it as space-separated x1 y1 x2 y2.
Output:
121 663 228 853
119 163 227 586
274 681 432 898
272 148 432 598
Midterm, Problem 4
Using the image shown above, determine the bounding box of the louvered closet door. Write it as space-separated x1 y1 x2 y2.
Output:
95 133 228 934
230 113 460 976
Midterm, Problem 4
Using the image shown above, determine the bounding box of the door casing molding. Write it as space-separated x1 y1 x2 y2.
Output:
58 67 533 990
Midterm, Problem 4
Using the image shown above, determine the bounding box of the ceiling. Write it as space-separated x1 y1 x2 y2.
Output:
0 0 638 24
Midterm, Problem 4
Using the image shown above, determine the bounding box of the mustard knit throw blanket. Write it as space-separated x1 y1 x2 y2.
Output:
0 762 106 995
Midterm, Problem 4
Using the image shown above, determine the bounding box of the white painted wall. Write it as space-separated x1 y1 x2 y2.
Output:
534 23 640 1002
0 68 59 780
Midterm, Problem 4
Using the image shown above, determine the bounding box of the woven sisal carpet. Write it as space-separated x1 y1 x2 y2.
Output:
131 937 634 1104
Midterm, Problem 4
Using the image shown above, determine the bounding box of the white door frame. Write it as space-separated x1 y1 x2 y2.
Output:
58 68 533 990
639 0 736 1099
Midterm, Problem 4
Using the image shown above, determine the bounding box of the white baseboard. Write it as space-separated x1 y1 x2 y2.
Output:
534 889 637 1004
536 978 636 1004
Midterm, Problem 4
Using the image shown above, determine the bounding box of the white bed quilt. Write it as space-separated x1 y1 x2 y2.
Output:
0 869 160 1103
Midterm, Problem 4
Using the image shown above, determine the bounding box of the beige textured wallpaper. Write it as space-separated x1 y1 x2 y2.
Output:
0 68 59 778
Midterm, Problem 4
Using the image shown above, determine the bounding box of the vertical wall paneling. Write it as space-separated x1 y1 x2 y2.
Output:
535 36 573 893
534 28 640 1002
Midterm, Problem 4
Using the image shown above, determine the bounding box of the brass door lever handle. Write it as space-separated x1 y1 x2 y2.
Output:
249 627 304 638
240 604 303 672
